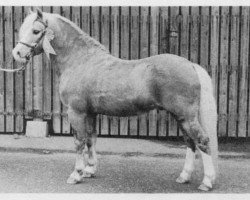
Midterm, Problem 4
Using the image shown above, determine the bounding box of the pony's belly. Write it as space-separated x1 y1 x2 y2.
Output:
92 95 156 117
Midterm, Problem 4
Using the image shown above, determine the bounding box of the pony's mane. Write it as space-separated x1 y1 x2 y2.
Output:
52 13 108 53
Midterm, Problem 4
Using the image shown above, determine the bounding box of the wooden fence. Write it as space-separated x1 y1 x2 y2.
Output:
0 6 250 138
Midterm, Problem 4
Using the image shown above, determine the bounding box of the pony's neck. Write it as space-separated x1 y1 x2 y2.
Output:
46 13 109 76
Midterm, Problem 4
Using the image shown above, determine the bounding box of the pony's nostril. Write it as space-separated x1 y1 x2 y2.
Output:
17 51 21 56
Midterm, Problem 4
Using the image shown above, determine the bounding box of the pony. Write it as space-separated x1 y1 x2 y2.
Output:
12 8 218 191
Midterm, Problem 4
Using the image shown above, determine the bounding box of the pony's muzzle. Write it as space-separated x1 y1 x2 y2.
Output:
12 47 29 64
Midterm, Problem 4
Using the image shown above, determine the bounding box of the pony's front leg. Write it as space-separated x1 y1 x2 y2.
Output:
66 109 93 184
84 132 98 176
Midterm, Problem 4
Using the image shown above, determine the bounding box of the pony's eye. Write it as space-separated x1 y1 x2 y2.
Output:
33 30 40 35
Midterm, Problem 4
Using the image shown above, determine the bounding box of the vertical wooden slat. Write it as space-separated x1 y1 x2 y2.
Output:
119 7 129 136
52 6 61 134
238 8 249 137
210 7 219 118
14 7 24 133
42 6 52 124
5 6 14 132
139 7 149 137
148 7 159 137
100 7 110 136
228 7 240 137
177 7 190 137
82 7 90 34
61 6 72 134
218 7 230 137
110 7 119 136
180 7 189 60
190 7 199 63
129 7 139 136
168 6 179 137
22 7 33 123
0 7 5 132
91 7 103 136
158 7 169 137
200 7 210 69
32 6 43 122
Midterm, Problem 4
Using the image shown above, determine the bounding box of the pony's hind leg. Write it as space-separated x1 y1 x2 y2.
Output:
66 109 96 184
179 116 216 191
176 137 195 184
84 118 98 176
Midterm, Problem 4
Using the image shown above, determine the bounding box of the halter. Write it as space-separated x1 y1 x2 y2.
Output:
0 18 49 73
17 18 48 60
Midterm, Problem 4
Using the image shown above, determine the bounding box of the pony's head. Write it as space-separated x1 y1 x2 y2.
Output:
12 8 56 64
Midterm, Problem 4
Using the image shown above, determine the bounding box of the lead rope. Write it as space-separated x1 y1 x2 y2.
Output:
0 63 27 73
0 44 34 73
0 55 31 73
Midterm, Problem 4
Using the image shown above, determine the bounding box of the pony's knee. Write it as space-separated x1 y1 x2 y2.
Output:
197 135 210 154
74 138 86 153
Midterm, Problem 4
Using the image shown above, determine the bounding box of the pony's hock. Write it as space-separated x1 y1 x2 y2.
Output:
26 119 48 138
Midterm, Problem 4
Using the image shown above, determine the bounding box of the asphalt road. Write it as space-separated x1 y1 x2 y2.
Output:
0 151 249 193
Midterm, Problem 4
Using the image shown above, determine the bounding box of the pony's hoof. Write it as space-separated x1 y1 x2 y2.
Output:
198 183 211 191
84 165 96 175
67 177 80 184
176 176 189 184
67 171 83 184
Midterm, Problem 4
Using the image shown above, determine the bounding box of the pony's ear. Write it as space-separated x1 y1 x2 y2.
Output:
35 7 43 19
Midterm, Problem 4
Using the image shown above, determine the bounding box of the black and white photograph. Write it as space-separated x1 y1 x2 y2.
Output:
0 0 249 199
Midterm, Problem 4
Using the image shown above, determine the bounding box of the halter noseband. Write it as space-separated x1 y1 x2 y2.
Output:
18 18 48 59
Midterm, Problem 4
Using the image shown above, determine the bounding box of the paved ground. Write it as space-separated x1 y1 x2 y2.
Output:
0 135 249 193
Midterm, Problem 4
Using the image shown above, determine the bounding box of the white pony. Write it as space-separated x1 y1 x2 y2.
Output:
12 8 218 191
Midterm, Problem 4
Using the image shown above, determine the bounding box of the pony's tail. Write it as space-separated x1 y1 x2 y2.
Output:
193 64 218 177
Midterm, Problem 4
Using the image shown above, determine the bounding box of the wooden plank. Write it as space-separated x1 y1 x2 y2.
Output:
138 7 149 137
91 7 100 40
218 7 229 137
176 7 190 137
180 7 189 60
23 7 33 120
5 6 14 132
0 7 5 132
168 6 179 137
238 8 249 137
33 6 43 121
42 6 52 123
99 7 110 136
51 6 61 134
228 7 240 137
119 7 129 136
190 7 199 63
210 7 219 116
110 7 119 136
82 6 90 34
158 7 169 137
200 7 209 69
60 6 71 134
14 7 24 133
91 7 103 136
148 7 159 137
129 7 139 136
199 7 210 139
